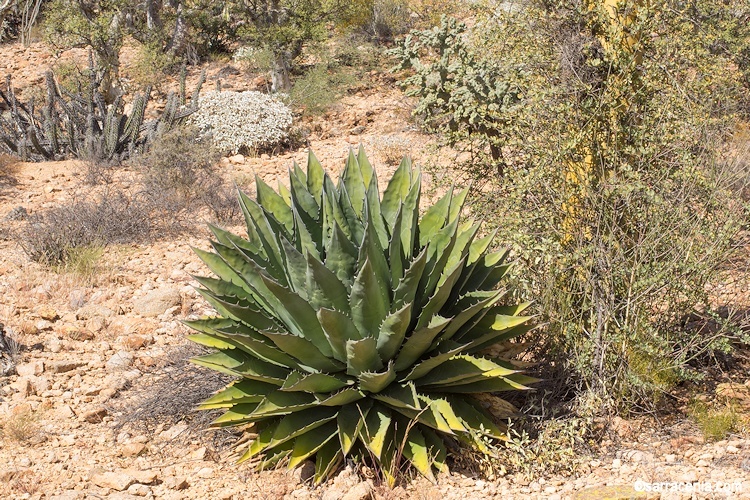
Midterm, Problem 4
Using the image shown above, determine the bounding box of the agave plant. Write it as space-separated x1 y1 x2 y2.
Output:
187 147 536 484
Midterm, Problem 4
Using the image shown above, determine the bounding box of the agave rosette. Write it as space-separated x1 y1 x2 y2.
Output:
187 147 536 484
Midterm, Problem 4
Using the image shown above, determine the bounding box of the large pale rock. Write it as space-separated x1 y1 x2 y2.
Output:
90 471 136 491
132 289 181 317
106 351 134 371
16 360 44 376
47 361 85 374
76 304 115 320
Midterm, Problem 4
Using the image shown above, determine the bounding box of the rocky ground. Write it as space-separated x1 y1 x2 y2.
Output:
1 40 750 500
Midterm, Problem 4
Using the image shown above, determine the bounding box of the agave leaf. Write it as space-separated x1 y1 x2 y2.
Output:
306 150 325 204
262 331 344 372
280 371 351 393
415 258 466 331
392 398 453 434
388 206 405 283
341 149 366 217
358 363 397 393
419 187 452 248
420 216 460 304
219 330 305 370
279 237 309 299
339 182 365 245
316 387 366 406
371 382 421 411
414 355 519 387
461 249 511 293
192 275 254 303
199 379 277 409
422 428 449 473
349 257 388 339
442 221 480 282
213 403 262 427
193 248 254 295
346 337 384 375
182 316 236 335
392 247 428 312
448 396 508 439
357 144 374 187
278 181 292 205
361 404 392 460
433 374 538 394
465 323 536 353
187 333 236 350
381 157 412 231
288 420 339 469
191 350 288 384
403 427 435 482
357 205 391 295
258 440 294 470
437 290 505 344
337 400 373 456
237 190 285 274
456 312 533 344
377 302 412 362
292 202 322 261
324 175 352 241
209 223 264 259
401 341 466 381
448 186 469 224
364 158 389 250
251 391 319 417
306 253 349 313
237 420 279 463
314 437 344 485
256 175 294 234
292 160 307 183
426 397 468 433
318 308 363 363
324 222 358 289
393 315 451 371
268 407 338 448
259 275 334 358
399 171 422 257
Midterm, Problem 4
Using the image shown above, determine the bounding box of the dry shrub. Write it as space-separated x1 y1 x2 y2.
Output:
137 125 241 225
0 405 40 444
16 189 152 266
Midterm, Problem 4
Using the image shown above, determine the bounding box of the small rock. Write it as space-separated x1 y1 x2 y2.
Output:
127 483 150 496
91 471 136 491
124 469 157 484
47 361 85 374
228 154 245 165
664 454 676 463
727 445 739 454
341 482 372 500
17 457 32 467
164 476 189 490
196 467 213 478
46 338 62 352
36 306 59 321
696 459 710 467
106 351 134 371
81 407 107 423
86 316 107 333
76 304 114 320
293 460 316 483
121 334 151 350
120 443 146 457
60 325 95 341
132 288 181 317
11 377 33 397
350 125 366 135
16 361 44 377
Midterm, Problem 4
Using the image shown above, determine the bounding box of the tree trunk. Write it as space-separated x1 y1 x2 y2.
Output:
146 0 163 31
166 2 187 56
271 52 291 93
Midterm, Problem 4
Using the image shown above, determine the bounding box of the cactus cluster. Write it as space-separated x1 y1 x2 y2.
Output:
189 90 293 155
0 59 205 162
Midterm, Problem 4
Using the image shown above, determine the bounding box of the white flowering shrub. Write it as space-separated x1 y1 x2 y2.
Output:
189 91 293 154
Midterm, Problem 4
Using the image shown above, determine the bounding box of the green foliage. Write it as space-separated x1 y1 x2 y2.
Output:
396 3 750 412
188 148 537 483
689 400 742 441
289 64 356 115
391 17 521 173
